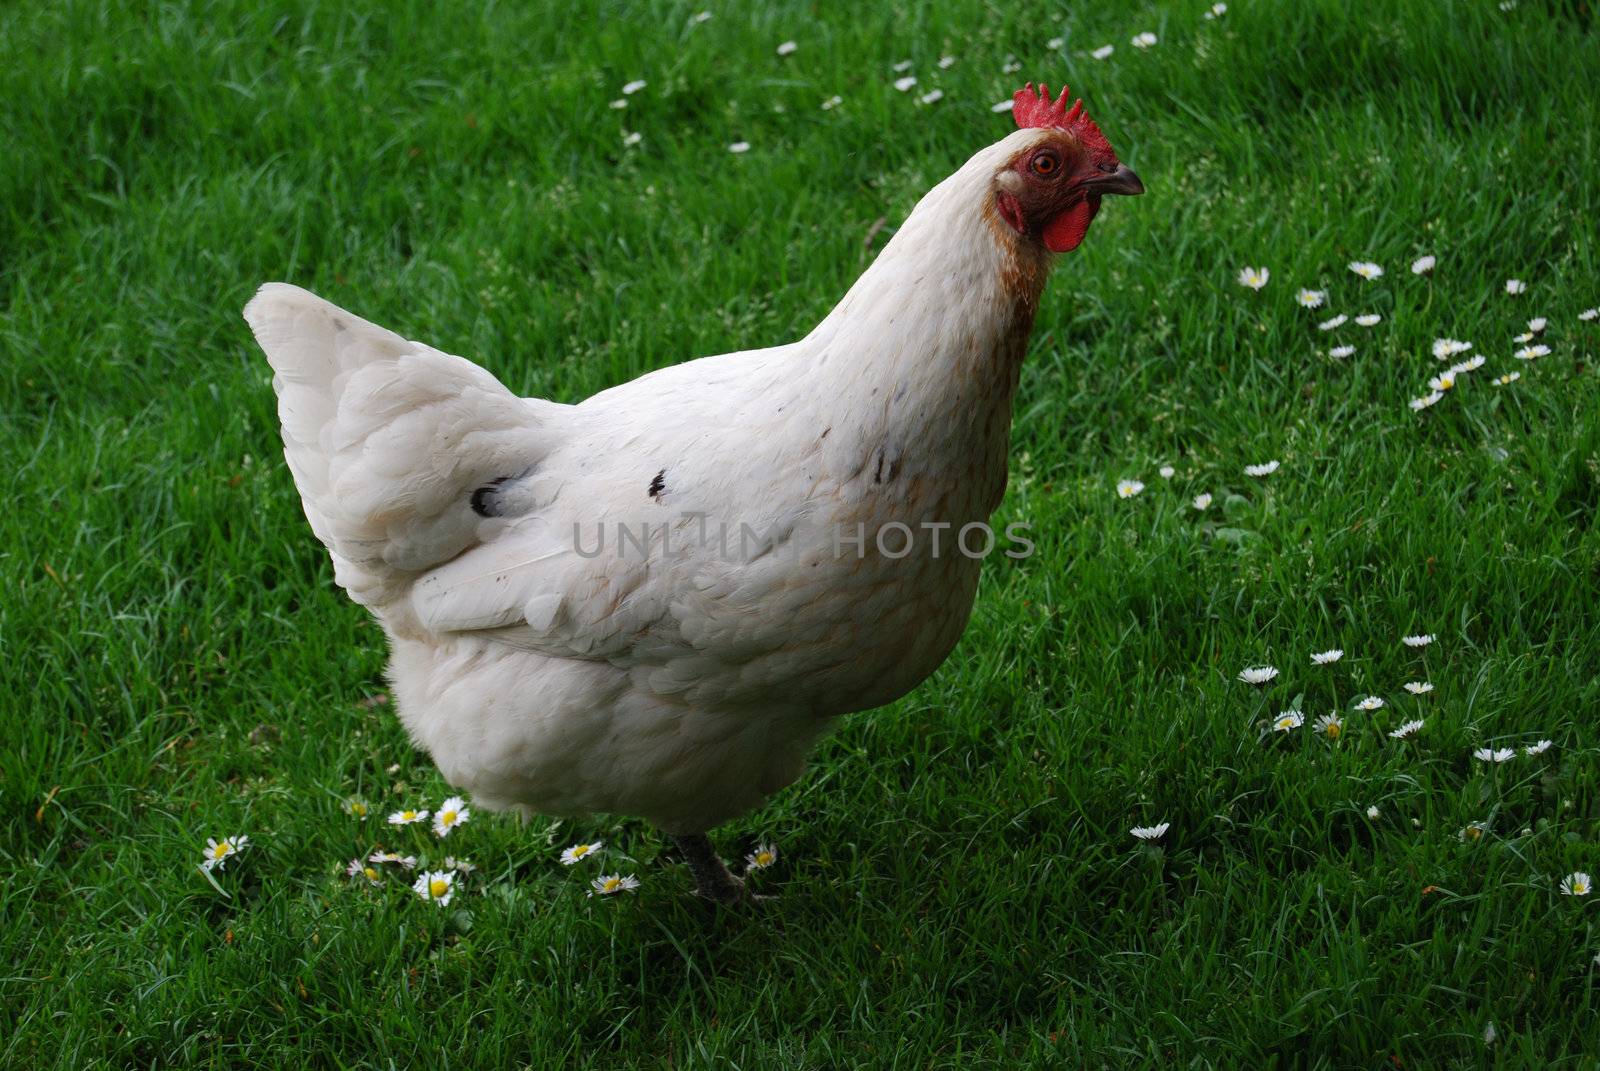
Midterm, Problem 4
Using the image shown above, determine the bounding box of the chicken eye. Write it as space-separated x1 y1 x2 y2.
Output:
1030 151 1060 178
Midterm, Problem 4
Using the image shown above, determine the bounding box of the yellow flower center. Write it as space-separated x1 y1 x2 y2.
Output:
350 802 368 817
575 844 592 858
430 878 450 898
213 841 233 858
363 867 379 882
442 810 457 825
756 852 774 866
1326 723 1341 739
1465 826 1481 841
602 878 621 892
402 811 417 821
1578 881 1590 894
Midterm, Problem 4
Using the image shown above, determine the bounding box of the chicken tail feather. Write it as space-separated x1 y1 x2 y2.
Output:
244 283 555 609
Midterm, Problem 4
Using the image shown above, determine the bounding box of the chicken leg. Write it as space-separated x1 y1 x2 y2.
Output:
670 833 745 904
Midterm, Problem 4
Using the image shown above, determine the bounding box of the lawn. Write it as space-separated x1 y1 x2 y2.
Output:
4 0 1600 1066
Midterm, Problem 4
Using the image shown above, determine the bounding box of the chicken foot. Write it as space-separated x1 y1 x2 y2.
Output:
670 833 746 904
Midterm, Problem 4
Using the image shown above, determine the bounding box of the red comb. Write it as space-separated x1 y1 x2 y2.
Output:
1012 82 1114 158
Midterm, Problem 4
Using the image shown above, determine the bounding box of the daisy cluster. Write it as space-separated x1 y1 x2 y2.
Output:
335 794 479 906
604 4 1245 153
1113 455 1278 509
556 836 778 898
1236 256 1596 412
1229 634 1580 896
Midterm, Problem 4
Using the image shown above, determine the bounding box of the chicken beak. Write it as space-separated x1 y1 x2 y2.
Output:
1097 164 1144 197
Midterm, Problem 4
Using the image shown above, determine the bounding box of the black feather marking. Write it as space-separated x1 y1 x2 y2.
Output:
471 476 512 517
648 469 667 500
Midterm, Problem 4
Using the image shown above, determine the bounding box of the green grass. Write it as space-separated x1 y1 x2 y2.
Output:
4 0 1600 1065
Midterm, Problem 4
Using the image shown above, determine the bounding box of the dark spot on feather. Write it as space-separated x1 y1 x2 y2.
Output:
820 427 830 439
471 476 512 517
648 469 667 500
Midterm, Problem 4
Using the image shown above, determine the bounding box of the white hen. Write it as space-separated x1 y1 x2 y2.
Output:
246 83 1141 901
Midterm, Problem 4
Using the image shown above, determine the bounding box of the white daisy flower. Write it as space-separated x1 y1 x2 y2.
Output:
1389 719 1424 739
1524 739 1553 755
622 131 642 147
1131 822 1170 840
1318 314 1348 331
745 843 780 870
1560 872 1592 896
892 60 913 72
560 841 604 865
1159 465 1175 479
1432 338 1473 359
346 858 383 886
1493 372 1520 385
1355 314 1382 326
1459 822 1486 842
1527 317 1547 334
1204 3 1228 19
1238 665 1279 685
367 851 418 869
1349 261 1384 279
444 856 477 874
1580 308 1598 321
1002 57 1022 73
919 89 943 105
1402 634 1435 647
1237 266 1270 290
1403 681 1433 694
1273 710 1305 732
412 870 456 906
1428 373 1455 392
938 55 956 69
608 99 627 110
893 76 917 92
1514 344 1549 360
1192 492 1213 510
621 80 647 96
1409 391 1444 410
201 835 250 872
1117 479 1145 499
821 95 842 110
1329 345 1356 359
1311 649 1343 665
388 808 429 826
775 40 797 56
1091 44 1115 60
432 796 470 838
728 141 750 154
1354 695 1385 711
1296 288 1326 308
1473 747 1516 763
1505 278 1527 294
989 100 1015 113
1315 713 1344 740
589 873 641 897
1047 37 1064 50
1411 255 1436 274
1244 460 1280 477
344 799 370 820
1513 331 1534 344
1131 32 1158 49
1365 804 1380 819
1450 355 1485 373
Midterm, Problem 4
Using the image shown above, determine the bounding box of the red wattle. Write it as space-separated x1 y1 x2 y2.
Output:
1043 196 1101 253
